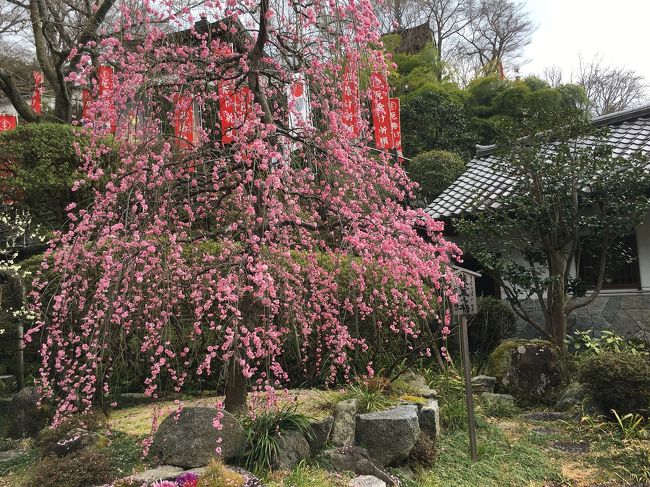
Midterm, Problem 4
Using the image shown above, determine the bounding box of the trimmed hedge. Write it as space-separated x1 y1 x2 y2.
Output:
579 352 650 415
408 150 465 204
0 123 83 228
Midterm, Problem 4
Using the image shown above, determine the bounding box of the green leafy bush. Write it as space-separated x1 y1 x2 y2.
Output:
408 150 465 204
468 297 517 367
401 88 474 157
579 352 650 415
567 329 649 356
0 123 84 228
240 406 311 475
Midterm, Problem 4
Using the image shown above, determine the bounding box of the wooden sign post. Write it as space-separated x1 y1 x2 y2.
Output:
453 266 481 462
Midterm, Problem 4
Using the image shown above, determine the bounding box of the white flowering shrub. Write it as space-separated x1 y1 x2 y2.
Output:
0 202 46 337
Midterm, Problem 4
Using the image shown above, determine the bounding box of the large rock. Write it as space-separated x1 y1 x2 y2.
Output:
418 399 440 439
272 430 310 470
355 404 420 466
150 407 246 468
486 339 564 405
330 399 357 447
399 372 437 398
307 416 333 452
7 386 52 438
319 446 397 486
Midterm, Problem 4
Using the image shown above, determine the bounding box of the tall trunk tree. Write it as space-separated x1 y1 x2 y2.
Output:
457 106 650 351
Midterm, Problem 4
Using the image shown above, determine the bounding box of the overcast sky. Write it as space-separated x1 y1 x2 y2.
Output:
520 0 650 83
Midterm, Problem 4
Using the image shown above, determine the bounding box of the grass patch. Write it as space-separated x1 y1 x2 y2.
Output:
418 422 562 487
268 463 350 487
0 448 39 478
338 384 397 414
99 431 147 478
559 413 650 484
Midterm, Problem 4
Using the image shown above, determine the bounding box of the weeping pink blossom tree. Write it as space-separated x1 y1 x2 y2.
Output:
27 0 462 420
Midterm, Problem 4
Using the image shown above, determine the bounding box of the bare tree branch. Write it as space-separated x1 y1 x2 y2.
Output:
574 54 648 116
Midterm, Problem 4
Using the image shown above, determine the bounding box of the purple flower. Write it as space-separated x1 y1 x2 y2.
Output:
174 472 199 487
151 481 177 487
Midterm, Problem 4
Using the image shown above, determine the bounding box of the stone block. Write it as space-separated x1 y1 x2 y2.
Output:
355 405 420 466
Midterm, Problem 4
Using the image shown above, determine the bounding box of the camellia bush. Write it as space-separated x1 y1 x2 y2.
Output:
26 0 463 426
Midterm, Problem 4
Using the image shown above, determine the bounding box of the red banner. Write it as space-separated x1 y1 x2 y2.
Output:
370 72 393 150
0 114 17 132
97 65 114 95
219 81 252 144
388 97 403 160
96 66 116 133
287 73 311 131
172 93 195 148
342 60 361 137
31 71 43 114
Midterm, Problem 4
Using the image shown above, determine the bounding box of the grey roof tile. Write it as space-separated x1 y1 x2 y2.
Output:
424 105 650 220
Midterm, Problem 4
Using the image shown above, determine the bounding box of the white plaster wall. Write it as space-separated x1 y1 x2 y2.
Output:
635 212 650 291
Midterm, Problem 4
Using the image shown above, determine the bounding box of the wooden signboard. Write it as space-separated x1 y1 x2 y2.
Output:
452 266 481 317
451 265 481 462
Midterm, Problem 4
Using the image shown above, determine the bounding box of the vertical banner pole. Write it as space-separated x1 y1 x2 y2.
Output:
460 315 478 461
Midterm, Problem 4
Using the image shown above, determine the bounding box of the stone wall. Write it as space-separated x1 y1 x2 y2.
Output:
516 294 650 341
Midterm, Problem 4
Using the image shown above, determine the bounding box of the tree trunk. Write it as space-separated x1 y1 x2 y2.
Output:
547 251 568 353
224 359 247 415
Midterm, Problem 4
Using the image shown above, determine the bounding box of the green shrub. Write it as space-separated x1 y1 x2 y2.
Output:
240 406 311 475
24 448 114 487
36 411 107 454
408 150 465 204
579 352 650 415
567 329 649 356
0 123 84 228
468 297 517 367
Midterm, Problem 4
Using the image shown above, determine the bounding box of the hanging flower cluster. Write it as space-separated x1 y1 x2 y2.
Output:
26 0 463 423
